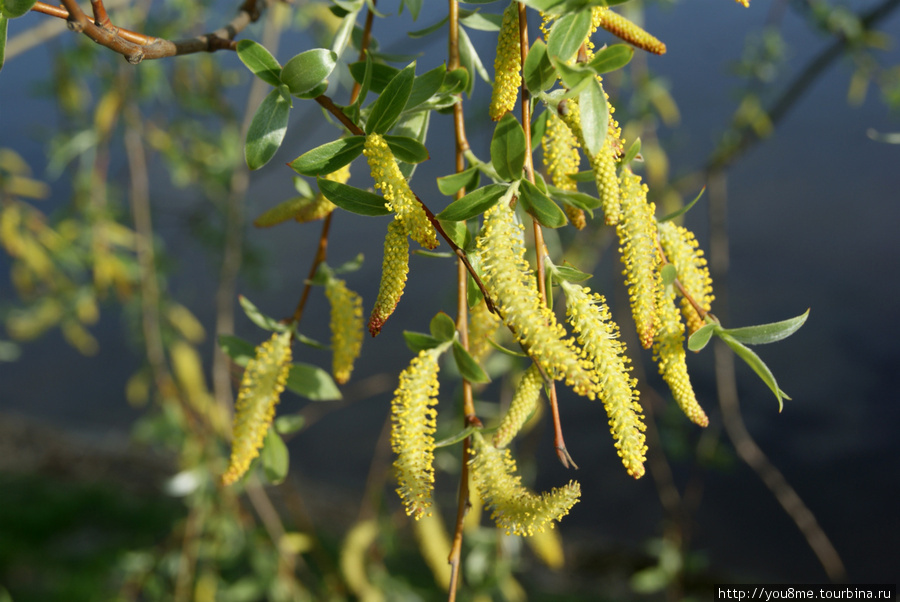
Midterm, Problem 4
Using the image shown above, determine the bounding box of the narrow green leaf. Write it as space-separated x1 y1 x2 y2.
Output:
461 10 503 31
687 323 718 352
0 0 36 18
401 0 422 20
355 51 374 108
661 264 677 287
578 77 608 158
551 56 594 90
437 166 480 196
553 265 592 283
430 312 457 342
547 184 601 211
453 340 490 383
286 362 342 401
245 88 291 170
719 333 787 411
238 295 286 332
408 14 449 37
467 270 484 308
587 44 634 75
523 39 557 94
406 64 447 110
393 110 430 180
719 310 810 346
316 178 391 216
331 9 358 57
218 334 257 367
403 331 443 353
366 62 416 135
275 414 306 435
333 253 365 275
288 136 365 176
547 9 592 64
261 429 289 484
434 426 478 448
436 183 508 221
487 338 528 358
0 16 7 74
383 135 429 164
281 48 338 96
490 113 526 181
519 179 567 228
236 40 282 87
458 26 489 95
657 187 705 223
567 170 594 183
621 137 642 170
439 219 469 248
349 61 399 94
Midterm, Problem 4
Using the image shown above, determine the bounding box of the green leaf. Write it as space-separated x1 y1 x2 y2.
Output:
430 312 457 342
407 64 447 110
400 0 422 20
218 334 257 367
355 51 374 108
434 426 479 448
547 9 592 64
349 61 399 94
238 295 286 332
383 135 429 163
587 44 634 75
523 39 557 94
0 16 7 74
578 77 608 158
333 253 365 274
661 264 677 287
317 178 391 216
551 56 594 90
275 414 306 435
286 362 342 401
453 340 490 383
403 331 443 353
657 186 705 223
245 88 291 170
236 40 282 87
461 10 503 31
687 323 718 352
490 113 526 181
331 9 358 57
392 109 430 180
719 310 810 346
288 136 365 176
458 26 489 95
547 184 601 211
281 49 338 96
261 429 289 484
567 170 594 182
552 265 592 284
519 179 567 228
719 333 788 411
366 62 416 135
621 137 641 170
437 166 480 196
442 68 469 95
0 0 36 18
436 183 508 221
408 15 449 38
488 338 528 358
467 270 484 308
438 219 469 248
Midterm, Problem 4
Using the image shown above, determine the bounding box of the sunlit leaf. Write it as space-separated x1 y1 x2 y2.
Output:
453 340 490 383
383 135 429 163
523 39 557 94
434 426 479 448
281 48 337 96
519 179 567 228
687 322 718 352
491 113 526 181
366 62 416 135
245 88 291 170
218 334 257 367
317 178 392 216
587 44 634 75
275 414 306 435
719 333 788 411
430 312 457 342
403 331 443 353
0 0 37 18
436 183 507 221
437 166 480 196
261 429 289 484
547 9 592 63
238 295 286 332
658 187 705 223
288 136 365 176
236 40 282 87
286 362 342 401
719 310 810 346
578 77 608 158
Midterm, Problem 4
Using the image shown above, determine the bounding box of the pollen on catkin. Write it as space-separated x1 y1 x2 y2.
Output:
657 220 714 335
592 7 667 55
542 111 585 229
469 432 581 536
493 363 543 449
617 169 661 349
469 297 501 362
222 330 292 485
653 282 709 427
560 280 647 478
325 278 363 384
364 133 438 249
369 218 409 337
391 348 442 520
489 1 522 121
477 200 596 398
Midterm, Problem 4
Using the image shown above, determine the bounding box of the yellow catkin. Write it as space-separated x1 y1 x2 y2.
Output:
369 218 410 337
391 348 441 520
325 278 363 384
223 330 292 485
591 7 667 55
526 528 565 569
617 169 661 349
469 433 581 536
489 1 522 121
654 283 709 427
363 133 438 249
469 297 501 362
657 220 714 335
561 280 647 478
412 509 452 590
477 200 596 398
493 364 543 449
542 111 585 229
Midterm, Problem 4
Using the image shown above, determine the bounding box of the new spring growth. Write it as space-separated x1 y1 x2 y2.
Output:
618 168 661 349
477 190 596 398
222 330 292 485
469 432 581 536
559 277 647 478
363 133 438 249
254 164 351 227
542 111 585 230
657 220 714 335
325 277 363 384
391 347 443 520
489 1 522 121
369 218 409 337
493 363 543 449
654 280 709 427
591 7 667 55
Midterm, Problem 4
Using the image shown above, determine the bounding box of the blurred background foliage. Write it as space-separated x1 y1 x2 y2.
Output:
1 0 898 600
